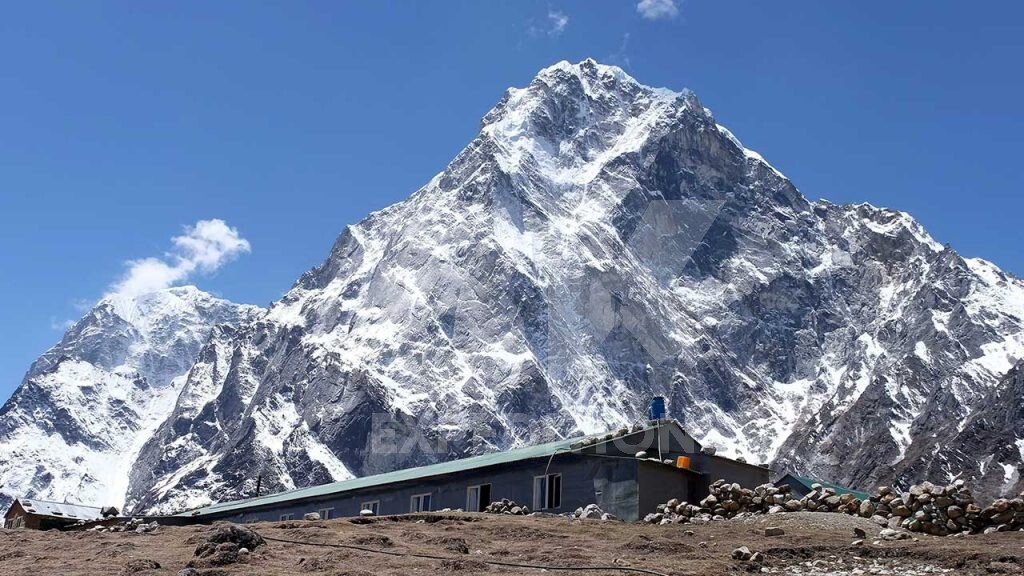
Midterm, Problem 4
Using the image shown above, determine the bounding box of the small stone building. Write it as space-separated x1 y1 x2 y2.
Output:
179 420 769 523
3 498 117 530
775 473 869 500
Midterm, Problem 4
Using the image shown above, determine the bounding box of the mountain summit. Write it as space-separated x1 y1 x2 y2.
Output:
0 286 260 511
4 61 1023 512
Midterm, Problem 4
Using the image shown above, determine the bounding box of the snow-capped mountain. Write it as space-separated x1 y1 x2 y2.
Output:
3 60 1022 514
0 286 260 511
115 59 1023 512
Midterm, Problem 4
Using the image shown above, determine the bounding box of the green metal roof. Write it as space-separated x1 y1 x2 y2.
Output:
781 473 870 500
179 424 665 518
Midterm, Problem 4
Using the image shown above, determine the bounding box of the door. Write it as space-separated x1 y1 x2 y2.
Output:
479 484 491 511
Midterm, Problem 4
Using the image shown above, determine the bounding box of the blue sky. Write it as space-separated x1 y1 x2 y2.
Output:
1 1 1022 399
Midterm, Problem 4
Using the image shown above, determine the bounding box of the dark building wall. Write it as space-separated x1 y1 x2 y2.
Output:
636 461 694 517
691 454 770 496
3 501 22 522
203 454 647 523
3 501 29 529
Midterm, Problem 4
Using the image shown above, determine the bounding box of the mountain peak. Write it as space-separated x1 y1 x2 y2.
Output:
93 285 255 329
0 282 260 511
477 59 698 186
534 58 635 87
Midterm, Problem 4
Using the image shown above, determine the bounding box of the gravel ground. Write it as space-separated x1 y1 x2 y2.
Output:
1 511 1022 575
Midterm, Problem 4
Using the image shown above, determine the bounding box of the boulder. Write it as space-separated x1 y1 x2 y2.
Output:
859 500 876 518
190 542 240 567
731 546 752 561
879 528 910 541
201 523 265 552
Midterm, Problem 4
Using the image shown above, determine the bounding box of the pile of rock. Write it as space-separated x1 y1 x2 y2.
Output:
978 495 1024 533
784 483 863 515
483 499 529 515
90 518 159 533
642 475 1024 536
638 475 1024 532
643 480 803 524
187 523 264 569
568 503 620 521
859 480 1024 536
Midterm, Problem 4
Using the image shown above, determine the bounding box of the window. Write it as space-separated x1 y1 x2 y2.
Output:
533 474 562 510
466 484 492 512
318 508 333 520
279 513 293 521
360 500 380 515
410 493 432 513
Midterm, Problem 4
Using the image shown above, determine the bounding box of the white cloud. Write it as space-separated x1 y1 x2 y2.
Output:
106 219 251 299
637 0 679 20
548 10 569 36
529 9 569 37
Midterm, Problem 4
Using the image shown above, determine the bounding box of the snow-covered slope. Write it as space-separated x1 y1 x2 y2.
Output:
119 60 1023 512
0 287 260 511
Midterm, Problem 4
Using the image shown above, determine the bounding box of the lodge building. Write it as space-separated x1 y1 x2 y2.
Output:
3 498 117 530
177 419 769 523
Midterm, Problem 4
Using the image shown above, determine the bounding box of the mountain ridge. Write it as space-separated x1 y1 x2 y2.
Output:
2 60 1022 513
0 286 261 511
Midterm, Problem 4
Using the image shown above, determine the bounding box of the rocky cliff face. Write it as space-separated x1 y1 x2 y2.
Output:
118 60 1023 513
3 60 1021 514
0 287 260 511
895 360 1024 501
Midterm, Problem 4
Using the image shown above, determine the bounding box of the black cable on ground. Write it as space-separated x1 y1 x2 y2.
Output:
263 535 671 576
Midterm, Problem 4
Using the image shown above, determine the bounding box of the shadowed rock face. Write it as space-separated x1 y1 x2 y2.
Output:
5 60 1023 514
896 361 1024 501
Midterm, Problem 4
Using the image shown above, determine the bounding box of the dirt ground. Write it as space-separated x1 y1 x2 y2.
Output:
1 511 1022 576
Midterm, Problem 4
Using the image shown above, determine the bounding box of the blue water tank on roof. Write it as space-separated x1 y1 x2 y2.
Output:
648 396 666 421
